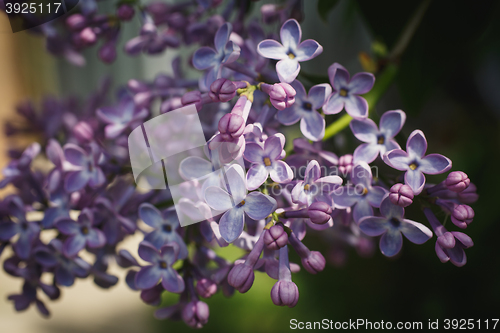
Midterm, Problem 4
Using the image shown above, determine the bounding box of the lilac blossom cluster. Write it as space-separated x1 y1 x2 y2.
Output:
0 0 477 328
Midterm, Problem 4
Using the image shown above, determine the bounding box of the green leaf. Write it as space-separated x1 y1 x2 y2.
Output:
317 0 340 23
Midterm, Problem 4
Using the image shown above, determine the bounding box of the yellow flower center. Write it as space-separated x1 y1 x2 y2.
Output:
304 184 310 191
377 135 385 144
340 88 348 97
240 200 246 206
263 157 272 167
409 163 417 170
288 52 296 59
362 188 368 195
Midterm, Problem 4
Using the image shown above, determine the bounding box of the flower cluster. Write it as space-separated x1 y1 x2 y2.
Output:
0 1 478 328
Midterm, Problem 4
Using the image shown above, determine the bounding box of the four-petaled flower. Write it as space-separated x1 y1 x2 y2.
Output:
63 144 105 193
192 22 241 89
332 162 387 223
56 208 106 257
323 63 375 119
138 203 188 260
350 110 406 163
291 160 342 206
134 241 185 293
204 165 277 243
358 195 433 257
277 80 331 141
243 134 293 190
257 19 323 83
383 129 452 195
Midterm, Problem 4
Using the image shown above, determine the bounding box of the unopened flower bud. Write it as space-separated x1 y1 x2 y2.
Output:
268 83 296 110
182 300 209 329
437 232 455 249
73 121 94 143
218 113 245 141
196 278 217 298
117 4 135 21
338 154 353 177
66 14 86 30
451 204 474 229
301 251 326 274
227 263 254 293
264 225 288 250
270 280 299 307
99 42 117 64
307 202 332 224
457 183 478 204
445 171 470 193
209 78 237 102
389 183 414 207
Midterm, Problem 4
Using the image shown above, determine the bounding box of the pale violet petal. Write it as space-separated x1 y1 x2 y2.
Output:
243 192 277 220
204 186 233 211
219 208 245 243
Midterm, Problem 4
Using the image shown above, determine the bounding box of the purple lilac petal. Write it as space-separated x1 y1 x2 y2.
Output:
280 19 301 50
135 266 161 290
380 230 403 257
366 187 387 208
63 235 86 257
353 143 379 164
351 162 372 188
270 160 293 183
344 95 368 119
323 92 344 115
214 23 231 53
64 145 87 166
161 268 184 293
300 112 325 141
350 118 378 142
333 190 361 209
219 208 245 243
244 143 264 163
348 72 375 94
224 165 247 202
406 130 427 158
86 229 106 248
246 164 268 190
0 222 18 240
160 244 179 266
65 171 89 192
295 40 323 62
384 149 411 171
264 135 283 161
352 200 373 223
257 40 287 59
328 63 350 91
179 156 213 180
379 196 404 219
88 168 105 188
380 110 406 138
304 160 320 184
243 192 277 220
277 108 302 125
56 218 80 235
358 217 387 236
307 84 332 109
192 47 218 70
400 220 432 244
419 154 452 174
204 186 233 211
276 59 300 84
139 204 163 228
405 170 426 195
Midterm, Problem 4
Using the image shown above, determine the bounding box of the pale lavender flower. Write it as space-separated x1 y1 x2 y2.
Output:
359 196 432 257
204 165 277 243
257 19 323 83
63 144 105 192
97 94 148 139
134 241 185 292
323 63 375 119
277 81 331 141
56 208 106 257
350 110 405 163
332 162 387 223
243 134 293 190
291 160 342 206
138 203 188 259
383 130 452 195
192 22 241 88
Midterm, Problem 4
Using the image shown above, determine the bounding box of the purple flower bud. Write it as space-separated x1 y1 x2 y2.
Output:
72 121 94 143
445 171 470 193
182 300 209 329
457 183 478 204
99 42 117 64
80 27 97 45
270 280 299 307
301 251 326 274
66 14 86 30
307 202 333 224
437 232 456 249
218 113 245 141
209 78 237 102
268 83 296 111
227 263 254 293
451 204 474 229
338 154 353 177
116 4 135 21
264 225 288 250
389 183 414 207
196 278 217 298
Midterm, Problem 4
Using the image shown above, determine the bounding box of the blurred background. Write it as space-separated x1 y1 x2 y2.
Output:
0 0 499 332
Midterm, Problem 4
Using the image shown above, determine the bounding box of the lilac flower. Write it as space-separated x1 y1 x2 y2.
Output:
134 241 185 292
286 138 338 170
0 196 40 259
263 224 288 250
277 81 331 141
97 94 148 139
323 63 375 119
243 135 293 190
288 231 326 274
259 82 296 111
94 197 136 245
350 110 405 163
0 143 40 189
63 143 105 192
332 162 387 223
424 208 473 267
34 239 90 286
270 246 299 307
56 208 106 257
182 300 210 329
383 130 452 195
192 23 241 88
138 203 188 259
291 160 342 206
125 16 180 56
445 171 470 193
359 196 432 257
257 19 323 83
204 165 277 243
